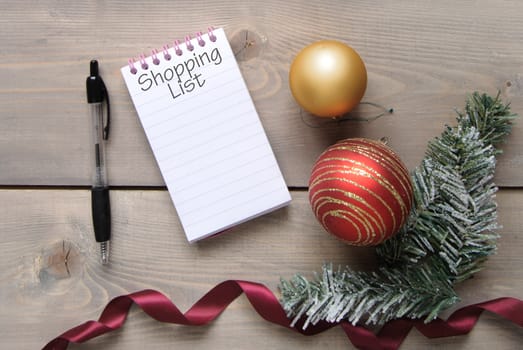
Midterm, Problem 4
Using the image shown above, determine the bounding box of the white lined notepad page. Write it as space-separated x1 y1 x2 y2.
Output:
121 28 291 242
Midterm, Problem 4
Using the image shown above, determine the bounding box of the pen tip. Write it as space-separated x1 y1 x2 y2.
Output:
100 241 110 265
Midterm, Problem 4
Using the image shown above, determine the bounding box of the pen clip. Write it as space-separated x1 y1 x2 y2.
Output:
87 60 111 140
100 78 110 140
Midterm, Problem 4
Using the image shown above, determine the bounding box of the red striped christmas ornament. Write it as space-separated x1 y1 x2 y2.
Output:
309 138 413 246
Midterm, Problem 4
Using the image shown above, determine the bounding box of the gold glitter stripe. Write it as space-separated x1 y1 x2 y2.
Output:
312 188 386 234
312 168 406 232
310 171 399 223
311 164 409 219
322 146 413 204
321 206 370 245
321 209 363 244
314 196 383 244
329 139 411 190
346 147 413 205
313 158 412 207
311 188 386 237
327 141 413 204
310 175 398 233
315 150 411 200
341 138 407 168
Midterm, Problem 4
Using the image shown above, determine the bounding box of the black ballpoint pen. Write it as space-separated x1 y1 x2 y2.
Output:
86 60 111 264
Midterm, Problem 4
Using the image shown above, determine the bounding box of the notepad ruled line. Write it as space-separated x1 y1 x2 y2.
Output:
153 106 253 153
154 116 259 164
175 162 280 209
163 138 270 188
163 127 263 175
180 174 286 219
146 92 253 144
172 151 275 196
182 182 290 241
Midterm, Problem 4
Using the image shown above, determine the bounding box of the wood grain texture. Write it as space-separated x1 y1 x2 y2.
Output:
1 189 522 349
1 1 523 349
0 0 522 187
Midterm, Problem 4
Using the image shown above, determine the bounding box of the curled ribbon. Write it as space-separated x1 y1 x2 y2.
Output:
43 280 523 350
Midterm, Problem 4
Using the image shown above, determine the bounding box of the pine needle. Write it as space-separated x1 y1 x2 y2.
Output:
279 92 516 328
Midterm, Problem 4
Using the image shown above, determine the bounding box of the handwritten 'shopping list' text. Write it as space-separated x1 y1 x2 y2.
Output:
136 47 223 100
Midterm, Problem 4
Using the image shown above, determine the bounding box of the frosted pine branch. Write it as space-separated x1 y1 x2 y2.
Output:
280 259 458 327
280 92 516 328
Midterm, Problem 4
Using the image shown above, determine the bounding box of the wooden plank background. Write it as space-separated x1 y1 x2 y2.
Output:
1 0 522 187
0 0 522 349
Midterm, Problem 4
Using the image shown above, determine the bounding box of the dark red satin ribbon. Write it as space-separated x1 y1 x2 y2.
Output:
42 280 523 350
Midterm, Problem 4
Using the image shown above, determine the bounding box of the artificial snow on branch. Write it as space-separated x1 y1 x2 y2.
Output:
280 92 516 328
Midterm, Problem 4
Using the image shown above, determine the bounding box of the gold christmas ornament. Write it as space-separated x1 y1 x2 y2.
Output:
289 40 367 118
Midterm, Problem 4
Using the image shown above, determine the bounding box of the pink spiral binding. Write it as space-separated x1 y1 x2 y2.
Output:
162 45 171 60
208 27 217 42
185 35 194 51
127 28 219 74
128 58 137 75
151 49 160 65
173 39 182 56
196 32 205 47
139 54 148 70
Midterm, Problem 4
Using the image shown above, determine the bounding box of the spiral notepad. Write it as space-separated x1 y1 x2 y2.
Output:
121 27 291 242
